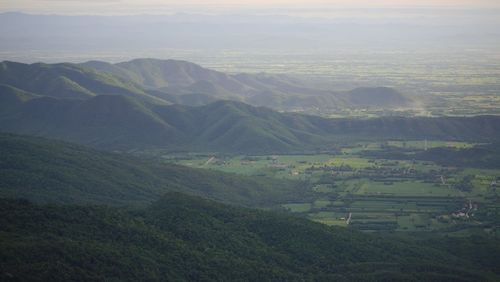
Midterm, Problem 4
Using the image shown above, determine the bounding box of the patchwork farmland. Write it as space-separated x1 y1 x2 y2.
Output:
157 140 499 233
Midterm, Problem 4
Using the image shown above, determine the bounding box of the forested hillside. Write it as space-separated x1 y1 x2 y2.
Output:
0 133 307 206
1 195 498 281
0 93 499 152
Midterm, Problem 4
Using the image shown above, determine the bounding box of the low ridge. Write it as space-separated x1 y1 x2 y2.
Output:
0 96 499 152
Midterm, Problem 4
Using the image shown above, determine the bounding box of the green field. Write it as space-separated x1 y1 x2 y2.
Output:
387 140 474 149
163 140 500 233
353 180 461 197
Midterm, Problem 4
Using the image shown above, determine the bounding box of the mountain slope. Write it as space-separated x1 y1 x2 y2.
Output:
84 58 327 100
0 83 40 111
0 61 165 103
0 95 179 149
82 59 249 100
1 96 499 152
1 195 498 281
0 133 308 206
83 59 415 109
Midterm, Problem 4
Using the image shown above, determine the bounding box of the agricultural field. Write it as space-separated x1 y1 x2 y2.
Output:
161 140 500 234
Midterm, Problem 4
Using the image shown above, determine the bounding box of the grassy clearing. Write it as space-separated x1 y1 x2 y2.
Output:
325 156 373 169
312 218 348 227
283 203 312 213
310 211 348 226
312 184 336 193
387 140 474 150
313 199 331 208
354 181 461 197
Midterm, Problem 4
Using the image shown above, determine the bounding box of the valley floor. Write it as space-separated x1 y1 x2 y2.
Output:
154 140 500 234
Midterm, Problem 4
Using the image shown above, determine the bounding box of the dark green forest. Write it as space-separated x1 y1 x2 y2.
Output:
1 195 499 281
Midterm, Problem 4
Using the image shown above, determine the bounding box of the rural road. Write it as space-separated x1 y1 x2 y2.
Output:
204 157 215 166
465 200 473 218
346 212 352 225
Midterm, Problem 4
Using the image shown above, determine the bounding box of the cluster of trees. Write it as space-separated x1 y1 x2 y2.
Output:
362 143 500 169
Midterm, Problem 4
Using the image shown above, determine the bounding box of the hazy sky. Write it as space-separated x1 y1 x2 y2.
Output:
2 0 500 15
1 0 499 63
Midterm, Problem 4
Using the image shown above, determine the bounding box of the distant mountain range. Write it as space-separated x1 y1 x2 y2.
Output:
1 59 415 110
1 90 498 153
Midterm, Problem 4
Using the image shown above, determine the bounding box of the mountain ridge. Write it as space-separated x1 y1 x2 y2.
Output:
81 58 415 109
1 95 498 153
0 60 166 103
1 59 416 110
